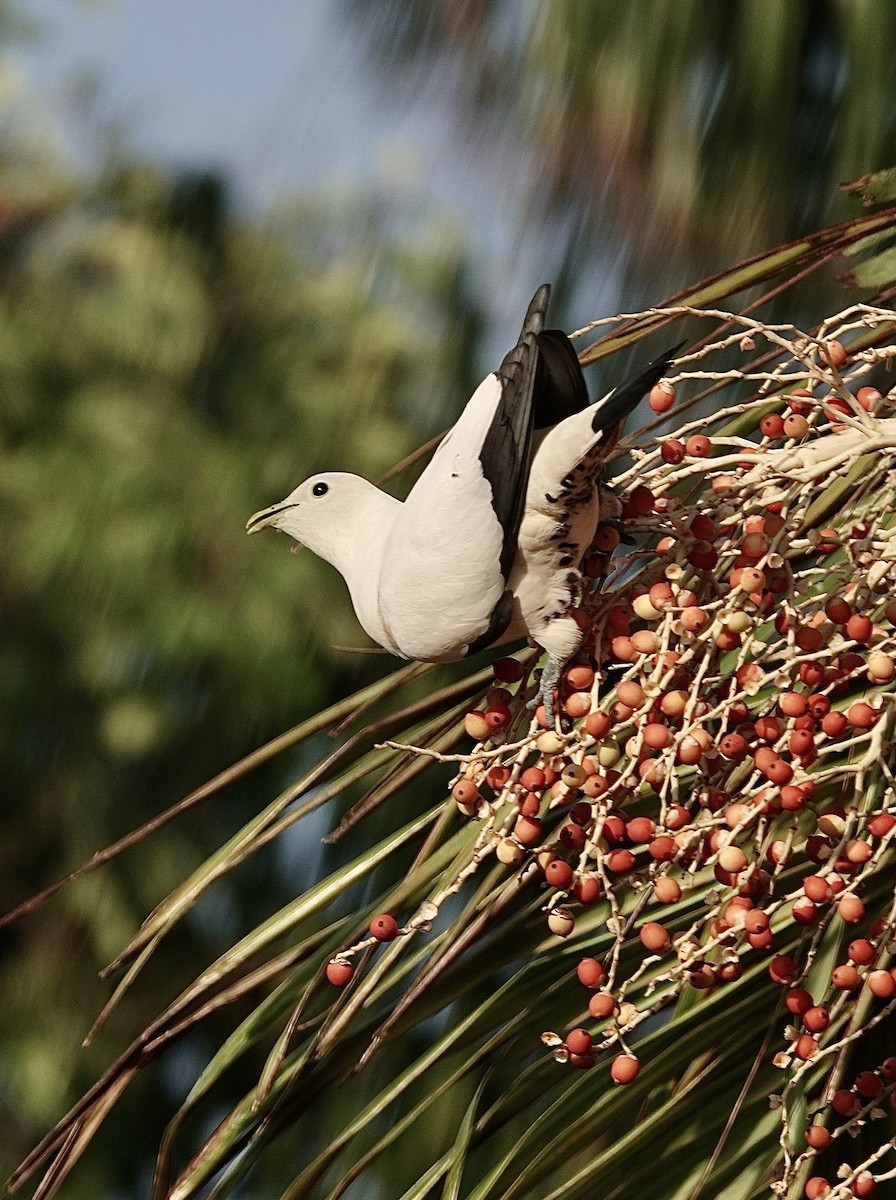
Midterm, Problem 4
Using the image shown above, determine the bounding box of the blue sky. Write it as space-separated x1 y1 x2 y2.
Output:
13 1 590 334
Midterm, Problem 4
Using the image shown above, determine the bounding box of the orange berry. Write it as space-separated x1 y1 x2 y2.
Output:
576 957 604 988
686 434 711 457
839 897 863 921
639 921 671 952
805 1124 831 1151
326 960 354 987
653 876 681 903
617 680 646 708
610 1053 640 1084
783 413 809 439
464 711 492 741
831 963 861 990
821 339 848 368
565 1027 593 1055
588 991 617 1019
648 380 675 413
514 815 544 846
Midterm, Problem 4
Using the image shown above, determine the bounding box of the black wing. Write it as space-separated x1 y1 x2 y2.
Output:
533 328 591 428
477 284 549 582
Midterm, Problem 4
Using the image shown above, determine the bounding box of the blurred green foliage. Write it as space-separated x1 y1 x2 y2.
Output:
348 0 896 293
0 92 481 1192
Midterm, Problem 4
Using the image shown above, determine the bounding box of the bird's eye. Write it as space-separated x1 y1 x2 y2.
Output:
312 481 329 497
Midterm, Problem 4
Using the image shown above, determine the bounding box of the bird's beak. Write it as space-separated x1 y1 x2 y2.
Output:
246 501 297 534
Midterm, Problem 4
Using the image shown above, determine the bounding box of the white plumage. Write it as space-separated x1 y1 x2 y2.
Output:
247 285 677 719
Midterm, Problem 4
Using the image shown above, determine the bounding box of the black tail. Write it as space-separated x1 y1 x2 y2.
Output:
590 342 684 435
533 328 591 429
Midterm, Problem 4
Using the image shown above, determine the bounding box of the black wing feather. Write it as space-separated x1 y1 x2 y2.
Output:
477 285 550 582
533 329 590 428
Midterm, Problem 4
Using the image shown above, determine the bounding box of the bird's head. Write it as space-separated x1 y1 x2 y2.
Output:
246 472 394 569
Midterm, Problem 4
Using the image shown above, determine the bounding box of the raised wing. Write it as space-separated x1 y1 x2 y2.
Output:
375 286 551 660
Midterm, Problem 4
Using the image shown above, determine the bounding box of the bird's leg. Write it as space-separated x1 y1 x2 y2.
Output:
529 655 564 728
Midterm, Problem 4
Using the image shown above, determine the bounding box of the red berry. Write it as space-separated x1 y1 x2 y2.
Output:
588 991 617 1019
847 702 878 729
760 412 785 438
610 1053 640 1084
805 1124 831 1151
769 955 798 985
686 434 711 457
576 957 604 988
545 859 574 889
848 938 875 965
803 1005 830 1033
805 1179 831 1199
855 1070 882 1098
852 1171 876 1198
573 872 601 904
369 913 399 941
607 848 636 874
794 1033 818 1060
623 485 655 516
325 960 354 987
639 922 671 952
831 1089 859 1116
565 1027 593 1056
493 656 524 683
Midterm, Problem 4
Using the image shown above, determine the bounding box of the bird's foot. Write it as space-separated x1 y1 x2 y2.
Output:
528 657 565 730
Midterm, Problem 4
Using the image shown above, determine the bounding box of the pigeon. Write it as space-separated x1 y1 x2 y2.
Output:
247 285 678 721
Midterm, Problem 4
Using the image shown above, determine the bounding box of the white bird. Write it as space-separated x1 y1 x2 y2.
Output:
247 285 678 721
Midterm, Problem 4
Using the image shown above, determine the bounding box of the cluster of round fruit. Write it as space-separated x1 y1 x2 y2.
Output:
326 327 896 1196
444 364 895 1156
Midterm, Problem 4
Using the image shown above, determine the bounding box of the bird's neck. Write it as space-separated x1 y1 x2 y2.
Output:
315 485 404 654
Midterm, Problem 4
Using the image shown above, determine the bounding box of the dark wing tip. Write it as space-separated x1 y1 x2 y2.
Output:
590 341 685 435
519 284 551 340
